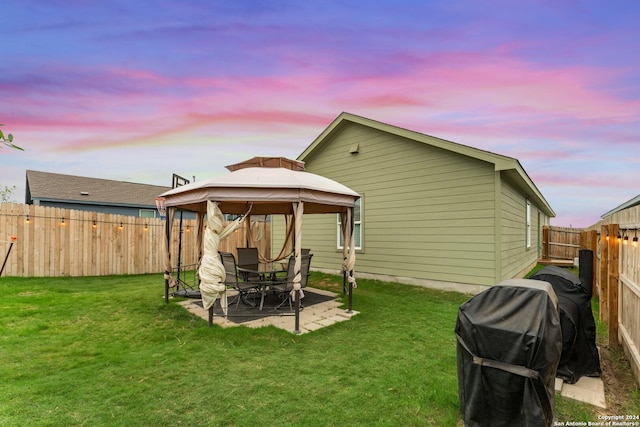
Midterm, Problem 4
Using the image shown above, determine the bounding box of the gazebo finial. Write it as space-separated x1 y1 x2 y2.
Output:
225 156 305 172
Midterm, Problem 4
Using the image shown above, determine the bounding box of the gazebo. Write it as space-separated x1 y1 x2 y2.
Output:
158 157 360 333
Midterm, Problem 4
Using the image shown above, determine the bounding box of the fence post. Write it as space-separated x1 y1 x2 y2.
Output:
608 223 620 346
589 230 597 297
600 225 609 322
542 226 549 260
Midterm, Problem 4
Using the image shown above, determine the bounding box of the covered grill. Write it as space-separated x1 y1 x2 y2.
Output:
529 265 601 384
456 279 562 427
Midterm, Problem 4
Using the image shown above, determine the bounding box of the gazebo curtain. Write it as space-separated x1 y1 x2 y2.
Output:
341 208 357 289
197 201 245 313
163 207 177 289
246 212 296 264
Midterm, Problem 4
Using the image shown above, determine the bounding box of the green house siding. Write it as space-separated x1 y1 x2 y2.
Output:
274 113 554 291
499 178 544 280
296 121 498 287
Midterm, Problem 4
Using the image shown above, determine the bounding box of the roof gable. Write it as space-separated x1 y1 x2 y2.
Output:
298 112 554 217
26 170 170 208
300 112 518 170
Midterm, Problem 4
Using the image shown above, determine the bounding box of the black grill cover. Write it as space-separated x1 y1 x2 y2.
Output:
456 279 562 427
529 265 601 384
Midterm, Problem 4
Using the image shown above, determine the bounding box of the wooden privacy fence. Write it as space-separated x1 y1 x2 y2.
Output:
542 225 582 261
543 223 639 386
595 206 640 386
0 203 270 277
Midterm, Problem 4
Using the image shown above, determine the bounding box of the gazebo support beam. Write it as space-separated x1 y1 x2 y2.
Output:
342 270 346 294
163 207 173 304
346 205 355 313
293 201 303 334
294 290 301 334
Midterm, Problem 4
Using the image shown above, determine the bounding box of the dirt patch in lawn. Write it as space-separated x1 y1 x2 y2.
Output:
596 343 639 416
316 277 344 293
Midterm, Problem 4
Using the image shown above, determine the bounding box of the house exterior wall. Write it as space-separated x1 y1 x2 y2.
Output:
277 122 501 290
31 200 157 217
498 176 549 281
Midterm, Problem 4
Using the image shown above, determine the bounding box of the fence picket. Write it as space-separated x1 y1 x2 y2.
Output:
591 206 640 386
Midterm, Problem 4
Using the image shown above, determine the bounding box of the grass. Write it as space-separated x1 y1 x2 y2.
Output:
0 272 637 426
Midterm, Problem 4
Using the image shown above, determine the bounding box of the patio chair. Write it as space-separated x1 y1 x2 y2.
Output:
271 254 313 310
219 251 263 308
236 247 262 282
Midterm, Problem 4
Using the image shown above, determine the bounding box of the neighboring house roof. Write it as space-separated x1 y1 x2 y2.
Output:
601 194 640 219
26 170 170 208
299 112 555 217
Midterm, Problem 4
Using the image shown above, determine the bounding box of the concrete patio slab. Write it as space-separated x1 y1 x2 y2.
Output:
555 377 564 393
176 287 358 334
556 376 606 409
555 346 606 408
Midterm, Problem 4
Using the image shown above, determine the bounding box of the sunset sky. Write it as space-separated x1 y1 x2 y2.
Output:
1 1 639 227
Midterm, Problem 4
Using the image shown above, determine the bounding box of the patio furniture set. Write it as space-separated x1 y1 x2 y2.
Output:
220 247 313 312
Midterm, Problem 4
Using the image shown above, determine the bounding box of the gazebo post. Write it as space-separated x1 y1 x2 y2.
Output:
347 206 355 313
293 201 303 334
342 270 347 294
347 281 353 314
294 290 301 334
340 210 348 294
1 236 16 277
176 210 184 291
164 211 171 304
155 198 171 305
208 306 213 327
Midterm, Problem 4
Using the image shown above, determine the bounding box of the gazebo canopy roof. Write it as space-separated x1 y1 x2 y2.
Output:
160 157 360 215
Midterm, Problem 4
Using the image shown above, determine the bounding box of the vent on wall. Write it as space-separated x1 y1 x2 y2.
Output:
80 191 89 196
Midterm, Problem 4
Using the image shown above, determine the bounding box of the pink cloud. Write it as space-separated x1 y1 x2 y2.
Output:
5 46 638 171
334 51 639 138
49 107 331 152
108 68 173 86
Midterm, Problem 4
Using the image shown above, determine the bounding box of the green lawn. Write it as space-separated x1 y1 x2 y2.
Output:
0 272 632 426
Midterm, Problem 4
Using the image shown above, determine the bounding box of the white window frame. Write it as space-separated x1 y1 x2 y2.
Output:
337 198 362 250
526 200 532 249
139 209 157 218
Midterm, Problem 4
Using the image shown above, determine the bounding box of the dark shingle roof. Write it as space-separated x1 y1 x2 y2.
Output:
26 170 171 208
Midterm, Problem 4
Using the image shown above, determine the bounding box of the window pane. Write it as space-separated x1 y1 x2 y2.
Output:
139 209 156 218
337 198 362 250
526 201 531 248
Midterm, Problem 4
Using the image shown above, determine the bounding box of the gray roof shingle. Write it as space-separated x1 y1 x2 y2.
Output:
26 170 171 208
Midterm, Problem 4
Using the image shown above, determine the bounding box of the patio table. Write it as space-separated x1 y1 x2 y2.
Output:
237 263 287 310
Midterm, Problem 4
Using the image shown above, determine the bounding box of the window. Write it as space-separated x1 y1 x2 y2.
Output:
337 198 362 250
139 209 157 218
526 200 531 249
